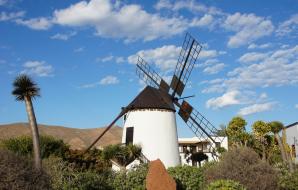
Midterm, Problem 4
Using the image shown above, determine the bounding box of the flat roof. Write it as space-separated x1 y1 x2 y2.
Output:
286 122 298 129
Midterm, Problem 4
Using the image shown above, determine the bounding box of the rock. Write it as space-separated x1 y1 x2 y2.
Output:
146 159 176 190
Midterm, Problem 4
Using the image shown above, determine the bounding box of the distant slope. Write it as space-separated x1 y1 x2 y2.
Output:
0 123 123 150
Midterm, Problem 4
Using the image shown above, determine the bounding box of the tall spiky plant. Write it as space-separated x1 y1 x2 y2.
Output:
12 74 41 170
269 122 287 162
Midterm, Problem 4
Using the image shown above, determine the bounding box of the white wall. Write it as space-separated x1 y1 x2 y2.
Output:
285 124 298 163
179 136 228 166
122 109 180 168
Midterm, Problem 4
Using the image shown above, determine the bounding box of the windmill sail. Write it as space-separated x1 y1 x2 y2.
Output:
175 100 224 154
136 56 170 92
170 33 202 97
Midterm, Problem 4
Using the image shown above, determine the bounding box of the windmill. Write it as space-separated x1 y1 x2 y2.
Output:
86 33 223 167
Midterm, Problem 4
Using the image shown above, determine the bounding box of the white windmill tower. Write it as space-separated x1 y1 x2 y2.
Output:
121 85 180 167
86 33 224 168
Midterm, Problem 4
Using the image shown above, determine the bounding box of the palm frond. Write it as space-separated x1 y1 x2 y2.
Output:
12 74 40 101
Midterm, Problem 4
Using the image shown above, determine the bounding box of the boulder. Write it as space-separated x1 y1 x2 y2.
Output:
146 159 176 190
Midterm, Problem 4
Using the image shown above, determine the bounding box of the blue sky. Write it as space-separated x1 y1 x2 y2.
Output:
0 0 297 137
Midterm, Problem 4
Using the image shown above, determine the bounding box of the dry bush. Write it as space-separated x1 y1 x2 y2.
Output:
205 147 278 190
0 149 51 190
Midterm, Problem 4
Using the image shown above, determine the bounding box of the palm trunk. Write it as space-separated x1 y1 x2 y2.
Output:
275 133 287 164
282 129 294 172
24 96 42 170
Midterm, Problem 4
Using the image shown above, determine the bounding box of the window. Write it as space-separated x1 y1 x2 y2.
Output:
183 145 187 153
215 142 221 148
203 143 208 152
190 145 196 153
125 127 134 145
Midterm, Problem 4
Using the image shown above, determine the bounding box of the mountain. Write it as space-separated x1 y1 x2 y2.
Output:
0 123 123 150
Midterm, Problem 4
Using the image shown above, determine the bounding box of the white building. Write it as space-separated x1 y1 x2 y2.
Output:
285 122 298 163
122 86 180 168
178 136 228 166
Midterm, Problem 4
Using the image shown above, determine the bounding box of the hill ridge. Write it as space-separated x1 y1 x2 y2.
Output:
0 123 123 150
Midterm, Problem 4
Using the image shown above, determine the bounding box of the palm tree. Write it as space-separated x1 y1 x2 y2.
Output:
269 121 293 172
269 121 287 162
12 74 41 170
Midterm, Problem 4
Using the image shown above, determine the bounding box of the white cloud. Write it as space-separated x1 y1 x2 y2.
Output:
21 61 54 77
97 55 124 63
99 75 119 85
74 47 84 52
0 0 7 6
101 55 114 62
50 31 77 40
206 90 242 109
80 75 119 88
248 43 271 49
223 12 274 48
276 14 298 37
238 52 268 63
203 63 225 74
0 11 25 21
115 57 125 63
295 104 298 109
154 0 172 10
15 17 52 30
52 0 188 41
200 49 218 59
204 45 298 93
155 0 223 15
128 45 181 71
259 93 268 99
190 14 213 27
128 45 222 73
200 59 219 67
238 102 275 116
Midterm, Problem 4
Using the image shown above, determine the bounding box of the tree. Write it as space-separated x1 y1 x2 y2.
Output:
191 152 208 167
102 144 142 170
205 147 278 190
252 120 271 160
269 122 287 163
226 116 247 146
215 124 227 137
269 121 294 172
12 74 42 170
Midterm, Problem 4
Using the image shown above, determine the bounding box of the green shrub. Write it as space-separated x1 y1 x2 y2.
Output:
1 135 32 156
0 149 51 190
206 179 246 190
44 156 112 190
40 135 69 158
168 165 204 190
205 147 278 190
110 164 148 190
1 135 69 158
102 144 142 167
64 149 110 173
278 169 298 190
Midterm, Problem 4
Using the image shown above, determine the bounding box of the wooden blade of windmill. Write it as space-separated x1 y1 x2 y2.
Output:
170 33 202 98
84 108 127 153
136 56 170 93
174 100 224 155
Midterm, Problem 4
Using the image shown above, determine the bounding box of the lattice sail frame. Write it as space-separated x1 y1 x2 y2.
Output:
136 56 170 92
170 33 202 97
177 100 225 154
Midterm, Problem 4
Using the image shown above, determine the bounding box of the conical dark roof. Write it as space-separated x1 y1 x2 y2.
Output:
126 86 175 112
